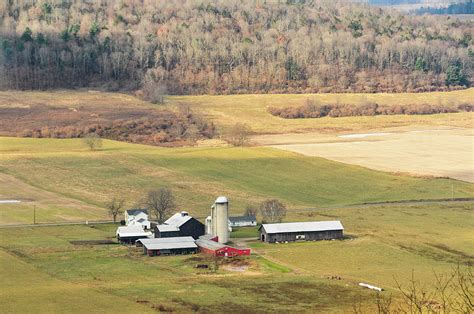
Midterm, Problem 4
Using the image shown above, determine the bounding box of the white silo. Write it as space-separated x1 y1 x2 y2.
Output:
211 204 217 237
215 196 229 244
205 216 212 235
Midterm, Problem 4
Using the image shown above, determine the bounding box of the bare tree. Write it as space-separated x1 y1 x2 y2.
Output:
142 71 166 104
244 205 258 217
82 133 103 151
451 264 473 313
373 292 393 314
260 199 286 223
227 123 252 147
106 197 125 223
391 266 473 313
146 187 176 223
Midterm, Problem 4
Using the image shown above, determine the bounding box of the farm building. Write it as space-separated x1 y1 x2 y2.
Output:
229 215 257 227
196 236 250 257
136 237 197 256
155 224 180 238
155 211 205 239
259 221 344 243
125 209 150 230
116 225 152 244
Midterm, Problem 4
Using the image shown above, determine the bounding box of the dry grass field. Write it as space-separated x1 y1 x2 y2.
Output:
1 89 472 138
168 88 474 134
270 127 474 183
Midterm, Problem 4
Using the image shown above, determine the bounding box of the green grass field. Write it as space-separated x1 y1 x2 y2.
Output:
258 201 474 290
0 224 375 313
0 200 471 312
1 137 472 224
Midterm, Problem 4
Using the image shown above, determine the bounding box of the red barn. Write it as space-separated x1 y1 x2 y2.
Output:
196 237 250 257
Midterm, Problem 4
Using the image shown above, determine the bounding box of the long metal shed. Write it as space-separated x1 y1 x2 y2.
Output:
259 221 344 243
116 225 152 244
137 236 198 256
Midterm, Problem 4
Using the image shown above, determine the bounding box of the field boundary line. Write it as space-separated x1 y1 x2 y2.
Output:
0 220 115 228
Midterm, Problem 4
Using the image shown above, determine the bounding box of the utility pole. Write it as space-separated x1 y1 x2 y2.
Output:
33 205 36 224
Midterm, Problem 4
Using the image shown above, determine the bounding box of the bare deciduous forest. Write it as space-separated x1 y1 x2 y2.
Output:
0 0 472 94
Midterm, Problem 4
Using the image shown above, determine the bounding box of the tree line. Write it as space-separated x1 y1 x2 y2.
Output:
415 1 473 15
0 0 472 94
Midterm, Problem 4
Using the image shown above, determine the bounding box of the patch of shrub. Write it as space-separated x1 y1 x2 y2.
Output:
15 106 215 146
268 100 470 119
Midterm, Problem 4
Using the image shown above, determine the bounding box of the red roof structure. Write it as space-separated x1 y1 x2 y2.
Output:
195 237 250 257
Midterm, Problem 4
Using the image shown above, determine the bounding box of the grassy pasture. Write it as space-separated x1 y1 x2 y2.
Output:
257 201 474 290
0 200 471 312
0 224 373 313
0 248 154 313
0 137 472 224
167 88 474 134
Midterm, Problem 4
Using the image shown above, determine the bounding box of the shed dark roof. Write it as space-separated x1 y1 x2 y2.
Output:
126 209 148 216
229 216 256 223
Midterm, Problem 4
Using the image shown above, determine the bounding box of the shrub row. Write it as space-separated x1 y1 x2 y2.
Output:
268 101 473 119
20 111 216 146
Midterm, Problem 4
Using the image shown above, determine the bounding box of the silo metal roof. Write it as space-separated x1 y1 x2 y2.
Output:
215 196 228 203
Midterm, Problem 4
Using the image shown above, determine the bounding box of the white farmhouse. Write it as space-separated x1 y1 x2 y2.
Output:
125 209 151 230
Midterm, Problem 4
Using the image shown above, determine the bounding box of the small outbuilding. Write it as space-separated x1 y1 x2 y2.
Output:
229 215 257 228
196 236 250 257
259 221 344 243
155 224 181 238
137 237 198 256
116 225 152 244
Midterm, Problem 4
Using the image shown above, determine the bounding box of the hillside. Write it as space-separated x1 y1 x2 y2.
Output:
1 137 473 225
0 0 472 94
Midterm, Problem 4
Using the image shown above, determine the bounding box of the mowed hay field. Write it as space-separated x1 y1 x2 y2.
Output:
168 88 474 134
273 128 474 183
1 137 473 224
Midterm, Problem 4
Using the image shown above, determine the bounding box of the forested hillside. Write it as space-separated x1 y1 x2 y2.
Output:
0 0 472 94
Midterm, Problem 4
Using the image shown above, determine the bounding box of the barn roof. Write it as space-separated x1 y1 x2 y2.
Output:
260 221 344 234
143 241 197 250
156 224 180 232
116 225 152 237
229 216 256 223
137 236 195 245
164 212 192 227
195 238 226 250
